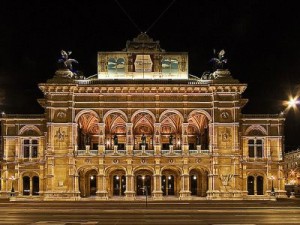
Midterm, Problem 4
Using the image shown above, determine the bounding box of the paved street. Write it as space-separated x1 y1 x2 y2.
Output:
0 199 300 225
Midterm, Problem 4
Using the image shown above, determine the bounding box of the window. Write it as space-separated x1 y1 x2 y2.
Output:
248 139 264 158
162 58 178 74
22 139 39 158
107 58 125 74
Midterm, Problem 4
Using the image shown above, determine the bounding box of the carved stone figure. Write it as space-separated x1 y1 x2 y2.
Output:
141 133 146 145
210 49 227 71
113 134 118 145
169 134 173 145
58 50 78 71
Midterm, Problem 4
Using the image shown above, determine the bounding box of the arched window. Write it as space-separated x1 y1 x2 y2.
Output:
257 176 264 195
32 176 39 195
23 176 30 195
247 176 254 195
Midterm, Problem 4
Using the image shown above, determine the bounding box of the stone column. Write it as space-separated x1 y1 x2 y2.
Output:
98 123 105 155
154 123 161 155
181 123 189 155
125 174 135 200
179 163 190 199
126 123 133 155
125 161 135 200
96 174 108 199
152 162 163 200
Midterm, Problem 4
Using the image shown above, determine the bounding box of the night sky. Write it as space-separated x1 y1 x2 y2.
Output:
0 1 299 151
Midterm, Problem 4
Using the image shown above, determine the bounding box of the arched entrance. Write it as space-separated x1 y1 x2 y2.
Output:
77 112 99 150
247 176 255 195
189 169 208 197
22 173 39 196
131 111 154 150
23 176 30 195
161 169 180 196
160 111 183 150
135 169 152 196
104 112 127 150
257 176 264 195
32 176 39 195
110 169 126 196
79 169 98 197
187 111 209 150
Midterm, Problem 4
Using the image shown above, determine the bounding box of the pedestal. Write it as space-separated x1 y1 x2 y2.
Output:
196 145 201 153
290 192 296 198
85 145 90 154
96 190 109 200
141 145 146 154
113 145 118 154
124 191 135 200
169 145 174 154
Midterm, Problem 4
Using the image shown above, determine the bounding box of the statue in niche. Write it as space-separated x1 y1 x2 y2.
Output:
196 135 201 145
113 134 118 146
210 49 227 71
169 134 173 145
141 133 146 146
84 134 90 146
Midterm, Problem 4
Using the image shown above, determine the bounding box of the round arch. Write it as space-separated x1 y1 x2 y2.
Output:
105 166 127 176
161 165 183 175
159 109 184 123
131 109 156 123
75 109 99 123
18 125 42 136
245 125 267 136
103 109 128 123
133 166 155 174
188 165 210 174
187 109 212 122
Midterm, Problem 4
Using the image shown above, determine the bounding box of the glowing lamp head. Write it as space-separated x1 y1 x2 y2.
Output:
288 96 299 109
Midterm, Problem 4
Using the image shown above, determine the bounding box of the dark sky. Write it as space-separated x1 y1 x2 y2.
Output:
0 0 300 151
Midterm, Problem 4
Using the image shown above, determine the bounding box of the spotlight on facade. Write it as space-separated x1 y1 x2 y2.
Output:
193 175 197 180
90 175 94 180
116 175 119 180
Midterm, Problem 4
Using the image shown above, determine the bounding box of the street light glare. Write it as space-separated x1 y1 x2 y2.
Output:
288 96 299 108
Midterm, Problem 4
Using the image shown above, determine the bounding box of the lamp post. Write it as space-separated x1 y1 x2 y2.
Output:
270 175 275 196
8 176 16 196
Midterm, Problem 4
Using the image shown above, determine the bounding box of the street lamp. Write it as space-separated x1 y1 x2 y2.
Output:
270 175 275 195
8 176 16 196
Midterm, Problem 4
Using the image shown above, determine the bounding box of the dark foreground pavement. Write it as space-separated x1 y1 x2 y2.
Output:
0 199 300 225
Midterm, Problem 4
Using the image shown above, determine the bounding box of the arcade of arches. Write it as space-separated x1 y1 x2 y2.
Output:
75 167 209 199
76 110 209 152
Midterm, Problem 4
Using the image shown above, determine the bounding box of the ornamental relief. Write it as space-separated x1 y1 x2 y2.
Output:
217 127 232 145
55 110 67 122
220 111 231 121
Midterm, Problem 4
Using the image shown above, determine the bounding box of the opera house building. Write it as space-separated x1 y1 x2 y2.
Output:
0 33 286 200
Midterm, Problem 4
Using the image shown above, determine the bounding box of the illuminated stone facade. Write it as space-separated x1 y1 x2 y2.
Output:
0 33 286 200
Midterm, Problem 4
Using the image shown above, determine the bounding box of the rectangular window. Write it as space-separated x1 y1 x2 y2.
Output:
256 140 263 158
22 139 39 158
248 140 255 157
248 139 264 158
23 140 30 158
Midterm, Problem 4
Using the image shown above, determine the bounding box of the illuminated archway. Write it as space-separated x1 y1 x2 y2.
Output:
187 111 209 150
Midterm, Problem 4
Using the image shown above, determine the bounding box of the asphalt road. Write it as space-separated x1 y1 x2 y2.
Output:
0 199 300 225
